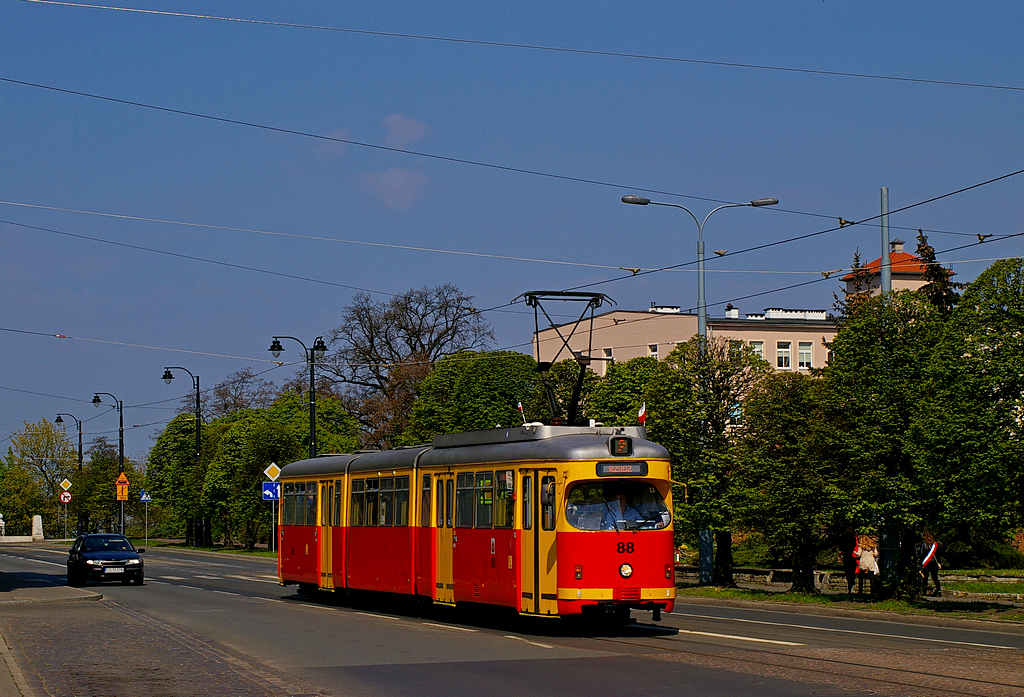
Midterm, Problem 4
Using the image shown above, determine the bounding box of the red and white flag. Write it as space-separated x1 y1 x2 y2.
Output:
638 402 647 425
517 401 526 424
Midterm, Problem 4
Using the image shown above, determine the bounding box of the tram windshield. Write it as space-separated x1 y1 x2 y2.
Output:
565 481 670 531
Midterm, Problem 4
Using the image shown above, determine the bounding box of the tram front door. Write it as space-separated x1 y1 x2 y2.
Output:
318 480 334 590
520 469 558 615
435 473 455 604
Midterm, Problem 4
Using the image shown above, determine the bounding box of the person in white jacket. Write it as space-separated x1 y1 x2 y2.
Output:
856 537 879 595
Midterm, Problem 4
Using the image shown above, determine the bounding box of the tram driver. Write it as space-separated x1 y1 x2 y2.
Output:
603 492 644 531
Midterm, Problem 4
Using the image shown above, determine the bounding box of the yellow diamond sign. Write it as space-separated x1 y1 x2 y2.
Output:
263 462 281 481
60 478 73 491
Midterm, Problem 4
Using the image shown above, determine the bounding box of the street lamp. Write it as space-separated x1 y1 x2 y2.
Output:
162 367 201 464
55 413 84 535
621 194 778 341
269 336 327 458
92 392 125 534
622 193 778 585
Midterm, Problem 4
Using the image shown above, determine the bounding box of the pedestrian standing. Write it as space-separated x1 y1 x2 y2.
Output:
918 531 942 597
857 537 879 595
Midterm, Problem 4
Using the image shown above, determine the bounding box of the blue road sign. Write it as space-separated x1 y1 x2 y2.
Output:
140 490 152 502
262 482 281 501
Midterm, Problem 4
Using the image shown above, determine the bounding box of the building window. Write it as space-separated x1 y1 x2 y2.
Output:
648 344 659 359
777 342 791 369
750 341 764 359
798 342 813 369
603 348 614 363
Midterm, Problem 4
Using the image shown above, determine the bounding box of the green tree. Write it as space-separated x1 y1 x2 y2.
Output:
911 259 1024 563
0 457 47 536
820 291 945 598
3 419 76 536
665 337 771 585
204 413 302 549
147 413 210 543
75 437 146 535
265 389 360 455
738 372 841 592
403 351 540 443
914 230 962 317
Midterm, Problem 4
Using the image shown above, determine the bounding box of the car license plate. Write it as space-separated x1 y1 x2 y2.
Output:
104 567 124 574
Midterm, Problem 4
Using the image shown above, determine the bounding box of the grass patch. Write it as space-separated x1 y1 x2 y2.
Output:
128 539 276 558
945 582 1024 594
675 585 1023 620
944 568 1024 578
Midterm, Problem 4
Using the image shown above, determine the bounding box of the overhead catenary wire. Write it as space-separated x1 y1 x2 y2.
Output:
20 1 1024 94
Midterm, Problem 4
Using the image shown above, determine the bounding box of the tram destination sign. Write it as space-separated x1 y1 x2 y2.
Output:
596 461 648 477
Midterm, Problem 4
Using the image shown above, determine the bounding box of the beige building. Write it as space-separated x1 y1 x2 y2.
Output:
534 303 836 376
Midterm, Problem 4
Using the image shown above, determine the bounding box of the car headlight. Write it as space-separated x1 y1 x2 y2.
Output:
86 559 102 566
619 563 633 579
126 559 141 565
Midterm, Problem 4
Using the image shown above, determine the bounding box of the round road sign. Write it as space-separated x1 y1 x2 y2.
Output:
59 491 72 504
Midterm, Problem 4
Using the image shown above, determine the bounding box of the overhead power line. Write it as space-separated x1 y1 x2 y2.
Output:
21 1 1024 94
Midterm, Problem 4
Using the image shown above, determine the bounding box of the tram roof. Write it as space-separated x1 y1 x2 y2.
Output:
278 425 669 478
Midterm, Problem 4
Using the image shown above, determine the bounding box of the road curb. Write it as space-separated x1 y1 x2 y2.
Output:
674 595 1024 633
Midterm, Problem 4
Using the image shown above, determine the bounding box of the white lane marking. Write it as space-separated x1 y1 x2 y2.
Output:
253 597 283 602
148 580 169 585
672 612 1018 650
673 629 804 646
504 635 553 649
226 574 277 583
179 585 203 590
212 590 239 596
355 611 400 621
160 576 188 580
35 548 68 555
7 556 64 568
421 622 477 632
193 575 223 580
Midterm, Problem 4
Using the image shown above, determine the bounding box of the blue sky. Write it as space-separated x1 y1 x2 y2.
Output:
2 1 1022 457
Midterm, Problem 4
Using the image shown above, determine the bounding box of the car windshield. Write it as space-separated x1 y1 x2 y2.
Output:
82 536 133 552
565 481 670 531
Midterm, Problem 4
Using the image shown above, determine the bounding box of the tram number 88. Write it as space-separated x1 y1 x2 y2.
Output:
617 542 634 554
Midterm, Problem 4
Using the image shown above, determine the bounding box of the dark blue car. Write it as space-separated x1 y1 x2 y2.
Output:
67 534 145 586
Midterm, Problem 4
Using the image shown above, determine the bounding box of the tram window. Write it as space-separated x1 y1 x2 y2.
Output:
445 479 454 528
436 480 444 528
541 476 556 531
455 473 475 528
364 478 380 527
334 480 342 527
283 483 295 526
475 472 494 529
494 470 514 529
523 476 533 530
294 483 306 526
395 476 410 527
421 475 432 528
322 484 332 526
565 481 671 531
305 485 318 527
380 477 394 526
350 480 364 526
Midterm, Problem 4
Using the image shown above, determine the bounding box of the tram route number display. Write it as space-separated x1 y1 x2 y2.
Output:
596 461 648 477
617 542 635 554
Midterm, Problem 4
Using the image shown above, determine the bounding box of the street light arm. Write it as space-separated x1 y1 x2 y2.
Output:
646 201 702 231
700 203 749 231
273 335 309 355
165 366 196 380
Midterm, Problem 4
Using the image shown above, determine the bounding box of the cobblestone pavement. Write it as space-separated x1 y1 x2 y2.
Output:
0 600 325 697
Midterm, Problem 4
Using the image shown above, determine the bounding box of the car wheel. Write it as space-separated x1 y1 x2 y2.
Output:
121 577 131 585
67 569 84 587
134 576 144 586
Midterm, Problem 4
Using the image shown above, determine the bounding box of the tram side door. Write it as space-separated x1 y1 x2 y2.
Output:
319 480 334 590
435 473 455 604
520 469 558 615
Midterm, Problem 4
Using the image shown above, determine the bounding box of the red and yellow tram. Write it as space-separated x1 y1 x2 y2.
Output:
277 424 675 619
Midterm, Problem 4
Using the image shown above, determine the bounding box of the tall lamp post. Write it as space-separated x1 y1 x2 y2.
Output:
162 366 203 545
622 193 778 584
92 392 125 534
269 336 327 458
55 413 84 535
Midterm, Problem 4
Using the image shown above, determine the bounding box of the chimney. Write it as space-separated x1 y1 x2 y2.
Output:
890 238 905 253
724 303 739 319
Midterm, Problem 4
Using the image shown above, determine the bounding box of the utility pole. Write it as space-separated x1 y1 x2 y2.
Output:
880 187 891 294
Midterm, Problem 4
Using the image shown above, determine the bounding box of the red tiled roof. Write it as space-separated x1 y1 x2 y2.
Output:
841 251 929 281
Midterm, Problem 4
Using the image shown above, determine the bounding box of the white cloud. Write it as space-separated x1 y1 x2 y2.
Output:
352 168 429 211
382 113 429 148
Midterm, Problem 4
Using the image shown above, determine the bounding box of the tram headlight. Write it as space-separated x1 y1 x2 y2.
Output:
619 563 633 579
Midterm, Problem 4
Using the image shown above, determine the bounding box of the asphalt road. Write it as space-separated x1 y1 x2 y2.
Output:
2 543 1023 697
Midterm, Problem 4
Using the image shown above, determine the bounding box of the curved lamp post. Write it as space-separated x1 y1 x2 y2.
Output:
621 195 778 341
269 336 327 458
92 392 125 534
622 194 778 585
162 367 201 463
55 413 84 535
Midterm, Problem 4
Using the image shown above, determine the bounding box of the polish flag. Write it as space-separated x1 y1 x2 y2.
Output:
638 402 647 425
517 401 526 424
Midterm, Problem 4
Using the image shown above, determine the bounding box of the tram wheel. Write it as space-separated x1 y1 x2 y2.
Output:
296 582 318 597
